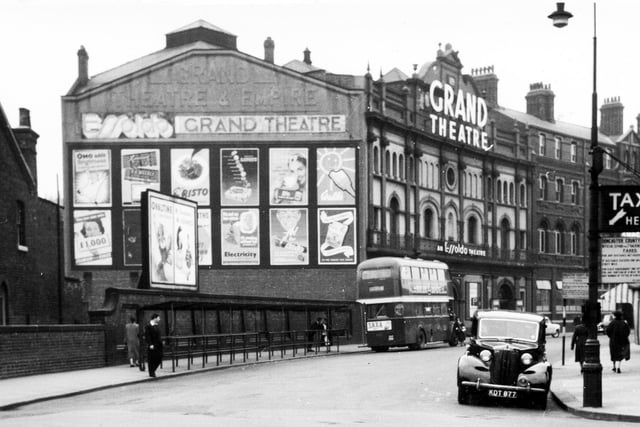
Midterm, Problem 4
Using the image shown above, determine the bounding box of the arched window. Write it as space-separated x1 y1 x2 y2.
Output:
555 223 565 254
399 153 405 180
467 215 478 245
389 197 400 236
519 183 526 207
446 211 457 241
496 179 502 202
385 150 391 175
509 183 514 204
503 181 508 203
500 218 510 250
539 176 547 200
570 223 580 255
538 221 548 253
373 146 380 173
424 208 435 238
408 155 413 182
392 153 397 178
571 182 580 205
487 177 493 200
417 161 422 186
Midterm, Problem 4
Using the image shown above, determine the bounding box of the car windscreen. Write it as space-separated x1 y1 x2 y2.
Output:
478 318 539 341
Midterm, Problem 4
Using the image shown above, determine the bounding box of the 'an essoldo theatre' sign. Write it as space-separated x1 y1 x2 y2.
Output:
424 79 491 151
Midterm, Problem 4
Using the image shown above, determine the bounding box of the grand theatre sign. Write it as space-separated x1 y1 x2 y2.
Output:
425 79 491 151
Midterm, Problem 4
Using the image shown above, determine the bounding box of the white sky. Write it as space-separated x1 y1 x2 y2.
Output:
2 0 638 201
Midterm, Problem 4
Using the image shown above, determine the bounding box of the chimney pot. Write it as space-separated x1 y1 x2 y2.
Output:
77 45 89 84
303 47 311 65
264 37 274 64
19 108 31 128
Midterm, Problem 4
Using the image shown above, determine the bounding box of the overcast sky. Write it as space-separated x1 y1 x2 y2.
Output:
2 0 638 201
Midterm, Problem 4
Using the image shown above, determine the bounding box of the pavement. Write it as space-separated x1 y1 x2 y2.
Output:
549 335 640 422
0 339 639 422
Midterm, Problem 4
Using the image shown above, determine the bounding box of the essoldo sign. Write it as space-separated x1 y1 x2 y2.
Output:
599 186 640 232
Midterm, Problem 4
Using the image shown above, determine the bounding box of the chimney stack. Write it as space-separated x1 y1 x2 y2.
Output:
600 96 624 136
264 37 274 63
471 66 499 107
13 108 39 186
303 47 312 65
525 82 555 122
77 45 89 85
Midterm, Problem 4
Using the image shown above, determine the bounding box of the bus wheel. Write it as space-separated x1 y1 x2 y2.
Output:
371 346 389 353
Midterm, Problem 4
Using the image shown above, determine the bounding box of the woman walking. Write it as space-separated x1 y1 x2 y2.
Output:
570 316 588 372
606 310 631 373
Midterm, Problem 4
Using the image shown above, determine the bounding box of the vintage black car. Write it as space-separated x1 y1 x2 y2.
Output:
456 310 552 409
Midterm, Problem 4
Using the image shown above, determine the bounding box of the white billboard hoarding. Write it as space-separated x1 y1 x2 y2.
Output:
601 237 640 283
145 190 198 290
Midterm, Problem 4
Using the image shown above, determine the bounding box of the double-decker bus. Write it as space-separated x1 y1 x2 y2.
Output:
356 257 458 352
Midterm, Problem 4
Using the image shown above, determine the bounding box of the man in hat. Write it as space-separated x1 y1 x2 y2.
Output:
145 313 163 378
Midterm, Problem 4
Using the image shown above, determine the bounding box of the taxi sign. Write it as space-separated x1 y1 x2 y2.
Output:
599 186 640 232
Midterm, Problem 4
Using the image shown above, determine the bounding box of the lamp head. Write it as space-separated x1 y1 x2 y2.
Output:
548 2 573 28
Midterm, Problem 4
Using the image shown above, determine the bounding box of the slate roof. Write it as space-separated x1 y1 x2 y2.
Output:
493 105 616 147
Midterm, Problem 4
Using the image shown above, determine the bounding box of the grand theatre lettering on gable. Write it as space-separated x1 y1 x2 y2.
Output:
61 22 366 308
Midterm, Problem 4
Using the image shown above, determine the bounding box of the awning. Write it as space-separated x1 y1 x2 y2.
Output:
555 281 563 290
536 280 552 290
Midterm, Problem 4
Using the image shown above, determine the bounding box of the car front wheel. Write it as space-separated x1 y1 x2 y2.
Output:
457 386 470 405
552 330 560 338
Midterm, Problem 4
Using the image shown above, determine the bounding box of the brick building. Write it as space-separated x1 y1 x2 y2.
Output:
61 21 367 360
365 42 640 323
61 23 640 361
0 104 63 324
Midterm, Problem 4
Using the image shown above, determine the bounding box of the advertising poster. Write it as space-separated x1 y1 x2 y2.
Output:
270 208 308 265
73 210 112 265
220 148 259 206
123 209 142 266
316 147 356 205
121 149 160 205
197 209 212 266
148 191 198 289
72 149 111 207
171 148 210 205
221 208 260 265
317 208 356 265
269 148 308 205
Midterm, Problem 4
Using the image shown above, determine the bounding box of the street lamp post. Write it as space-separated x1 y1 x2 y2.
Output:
549 2 603 407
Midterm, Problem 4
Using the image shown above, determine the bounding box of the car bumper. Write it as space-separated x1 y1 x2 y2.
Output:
460 379 547 394
458 355 550 394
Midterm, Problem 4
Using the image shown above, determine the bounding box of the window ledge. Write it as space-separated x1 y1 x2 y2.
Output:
17 244 28 253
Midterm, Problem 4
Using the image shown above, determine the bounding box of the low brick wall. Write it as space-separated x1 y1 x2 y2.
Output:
0 325 106 379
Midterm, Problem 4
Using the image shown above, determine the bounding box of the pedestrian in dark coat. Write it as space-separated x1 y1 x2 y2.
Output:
570 316 588 371
145 313 163 378
606 310 631 373
307 317 323 351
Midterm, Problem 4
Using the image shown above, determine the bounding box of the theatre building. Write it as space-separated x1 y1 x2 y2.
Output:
61 21 366 359
364 44 535 320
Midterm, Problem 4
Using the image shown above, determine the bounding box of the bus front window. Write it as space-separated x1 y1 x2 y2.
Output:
367 304 388 319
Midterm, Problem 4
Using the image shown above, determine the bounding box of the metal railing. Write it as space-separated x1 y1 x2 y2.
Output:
162 329 347 372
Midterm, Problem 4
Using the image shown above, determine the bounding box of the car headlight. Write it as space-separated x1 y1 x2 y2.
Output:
521 352 533 365
480 349 492 362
